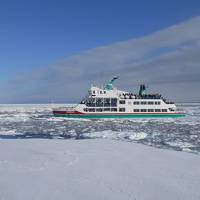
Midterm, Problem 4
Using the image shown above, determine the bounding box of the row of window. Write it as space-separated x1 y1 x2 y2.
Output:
133 109 167 112
84 98 161 107
84 108 117 112
137 101 161 105
92 90 106 95
133 101 161 105
85 98 117 107
119 100 161 105
83 108 168 112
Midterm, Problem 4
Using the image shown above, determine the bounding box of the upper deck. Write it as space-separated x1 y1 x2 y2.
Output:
86 78 174 105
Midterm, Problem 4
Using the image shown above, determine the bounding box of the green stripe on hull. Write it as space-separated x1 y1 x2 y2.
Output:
54 113 185 118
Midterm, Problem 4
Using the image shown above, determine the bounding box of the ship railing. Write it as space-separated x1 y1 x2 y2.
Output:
119 95 162 100
126 94 162 99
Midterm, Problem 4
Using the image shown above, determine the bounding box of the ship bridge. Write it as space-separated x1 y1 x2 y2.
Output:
88 77 127 98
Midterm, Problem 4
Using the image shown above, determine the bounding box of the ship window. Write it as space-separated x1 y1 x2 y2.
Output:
119 100 125 104
133 101 140 105
100 91 103 94
104 91 106 94
155 109 161 112
141 101 147 105
104 98 111 107
86 98 95 107
83 108 88 112
103 108 110 112
133 109 139 112
111 108 117 112
96 98 103 107
162 109 167 112
155 101 161 105
93 90 95 94
96 108 103 112
88 108 95 112
148 101 154 105
119 108 125 112
148 109 154 112
111 98 117 107
141 109 147 112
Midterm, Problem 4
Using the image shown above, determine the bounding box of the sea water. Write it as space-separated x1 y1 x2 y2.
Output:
0 103 199 153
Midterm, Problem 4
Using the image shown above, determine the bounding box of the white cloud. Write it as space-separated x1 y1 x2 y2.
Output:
1 16 200 103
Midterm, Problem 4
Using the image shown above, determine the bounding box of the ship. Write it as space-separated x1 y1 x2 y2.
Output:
53 77 185 118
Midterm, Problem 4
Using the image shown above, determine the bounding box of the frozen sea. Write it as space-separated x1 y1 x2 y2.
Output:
0 103 200 153
0 103 200 200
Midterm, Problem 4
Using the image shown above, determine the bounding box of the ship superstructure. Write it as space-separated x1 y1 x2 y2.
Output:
53 77 185 118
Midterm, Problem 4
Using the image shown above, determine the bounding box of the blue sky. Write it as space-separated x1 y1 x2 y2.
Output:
0 0 200 103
